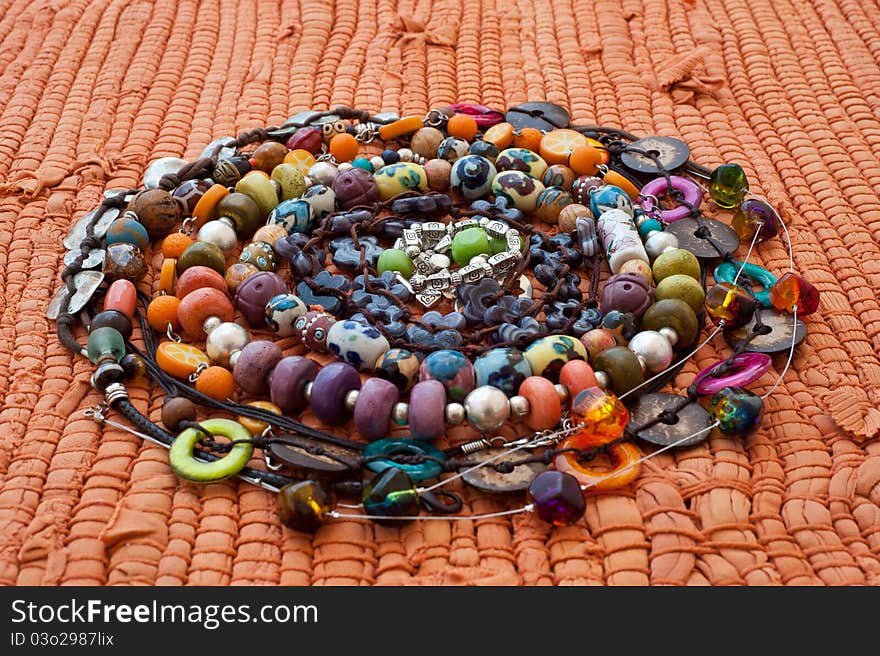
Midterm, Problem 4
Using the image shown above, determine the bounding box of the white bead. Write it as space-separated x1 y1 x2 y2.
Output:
627 330 674 373
445 403 466 425
308 162 338 185
344 389 359 411
303 175 314 187
398 148 414 162
337 162 353 173
197 219 238 253
644 231 680 261
659 326 679 347
429 253 451 270
595 370 610 389
463 385 511 433
206 322 250 366
370 155 385 170
509 395 530 417
469 255 488 267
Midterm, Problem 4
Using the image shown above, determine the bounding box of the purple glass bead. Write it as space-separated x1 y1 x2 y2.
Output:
353 378 400 441
600 273 655 318
331 167 379 210
310 362 362 426
270 356 320 414
234 271 289 326
408 380 446 441
233 340 283 395
527 470 586 526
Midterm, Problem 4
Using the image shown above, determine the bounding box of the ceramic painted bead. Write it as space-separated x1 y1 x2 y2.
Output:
128 189 180 237
491 170 545 213
105 217 149 250
494 148 548 178
709 386 763 436
332 167 379 210
177 241 225 275
469 140 498 160
235 173 278 219
571 175 603 204
419 349 475 402
618 258 654 283
523 335 588 383
217 192 262 236
268 199 314 235
543 164 577 191
473 347 532 397
271 163 307 200
705 282 757 328
239 241 276 272
299 311 336 352
589 184 633 218
600 310 639 345
709 164 748 208
265 293 308 336
373 163 428 200
327 319 390 371
302 184 336 219
374 348 421 392
769 272 820 315
450 155 496 199
252 224 288 246
410 127 445 159
172 179 212 216
580 329 618 359
436 136 470 162
567 386 629 447
103 243 147 282
600 272 655 317
534 186 573 224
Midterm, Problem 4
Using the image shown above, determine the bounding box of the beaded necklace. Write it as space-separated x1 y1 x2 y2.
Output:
51 102 816 530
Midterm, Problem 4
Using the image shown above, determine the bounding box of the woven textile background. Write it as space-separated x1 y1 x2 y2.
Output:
1 0 880 586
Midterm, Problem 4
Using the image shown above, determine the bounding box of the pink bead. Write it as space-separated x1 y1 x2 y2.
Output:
694 353 772 396
104 279 137 319
639 175 702 222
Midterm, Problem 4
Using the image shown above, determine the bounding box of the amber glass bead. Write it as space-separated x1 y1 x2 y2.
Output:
277 480 332 532
591 347 644 396
120 353 147 380
769 272 819 315
731 198 780 242
709 163 748 209
705 282 757 328
567 387 629 447
554 441 641 492
709 386 763 436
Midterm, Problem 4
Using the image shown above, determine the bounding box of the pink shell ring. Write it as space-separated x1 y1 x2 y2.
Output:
639 175 703 223
694 353 772 396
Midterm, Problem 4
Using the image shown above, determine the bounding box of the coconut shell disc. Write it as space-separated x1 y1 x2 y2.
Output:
620 136 691 174
626 393 713 447
459 447 548 493
665 218 741 259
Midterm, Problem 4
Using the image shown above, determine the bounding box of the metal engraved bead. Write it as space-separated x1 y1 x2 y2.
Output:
485 220 509 238
488 251 517 272
416 291 442 308
422 222 447 244
434 234 453 254
413 253 433 275
393 237 406 251
449 271 463 287
459 264 484 283
509 395 531 417
445 403 466 426
426 270 451 290
406 246 422 259
506 232 522 252
449 218 481 234
478 217 490 227
411 222 423 236
403 228 421 248
409 274 428 292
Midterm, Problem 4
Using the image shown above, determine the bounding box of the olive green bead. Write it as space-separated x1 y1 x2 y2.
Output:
709 163 748 209
652 248 701 283
271 163 306 201
177 240 226 275
235 174 279 219
217 192 262 237
642 299 699 346
592 346 644 396
87 326 126 364
377 248 414 278
655 274 706 314
451 227 490 266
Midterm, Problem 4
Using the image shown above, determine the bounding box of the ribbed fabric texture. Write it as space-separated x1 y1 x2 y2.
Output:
0 0 879 586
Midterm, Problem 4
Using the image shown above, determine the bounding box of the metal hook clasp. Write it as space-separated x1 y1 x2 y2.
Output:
424 110 448 127
84 402 109 422
188 362 208 382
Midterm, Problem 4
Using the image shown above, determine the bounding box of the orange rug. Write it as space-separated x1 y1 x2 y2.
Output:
1 0 880 586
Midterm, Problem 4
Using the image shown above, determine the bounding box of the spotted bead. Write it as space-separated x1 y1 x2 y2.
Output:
495 148 548 178
473 347 532 397
268 199 313 235
523 335 588 383
326 319 390 371
449 155 497 199
491 170 545 213
373 163 428 201
239 241 276 271
265 293 308 336
374 348 421 392
534 186 574 224
419 349 475 402
436 137 470 162
589 184 633 218
302 184 336 220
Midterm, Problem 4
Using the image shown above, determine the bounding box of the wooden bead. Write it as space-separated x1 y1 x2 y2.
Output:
411 127 445 159
129 189 180 238
225 262 259 292
519 376 562 431
557 203 591 233
424 158 452 191
147 295 181 331
162 396 197 432
176 287 234 338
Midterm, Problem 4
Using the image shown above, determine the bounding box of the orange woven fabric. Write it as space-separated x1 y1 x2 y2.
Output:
1 0 880 587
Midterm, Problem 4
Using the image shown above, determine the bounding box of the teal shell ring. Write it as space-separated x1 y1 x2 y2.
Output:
169 418 255 483
363 438 446 481
713 261 777 307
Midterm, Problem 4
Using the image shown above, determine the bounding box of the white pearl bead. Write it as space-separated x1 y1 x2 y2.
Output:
463 386 511 433
197 219 238 253
627 330 674 373
206 322 250 366
644 231 679 261
445 403 466 425
398 148 414 162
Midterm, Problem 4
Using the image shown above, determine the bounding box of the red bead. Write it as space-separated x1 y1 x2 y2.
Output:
705 282 757 328
104 279 137 319
769 272 819 315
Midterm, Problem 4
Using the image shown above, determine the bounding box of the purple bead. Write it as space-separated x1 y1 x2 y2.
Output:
233 340 283 395
353 378 399 441
270 356 320 414
600 273 655 318
408 380 446 441
694 353 772 396
527 471 586 526
234 272 288 326
331 167 379 210
310 362 362 426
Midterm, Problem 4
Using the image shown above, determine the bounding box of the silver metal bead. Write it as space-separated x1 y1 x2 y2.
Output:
636 354 648 373
463 385 511 433
206 321 250 366
628 330 674 373
509 395 530 418
344 389 359 412
445 402 466 426
302 175 313 187
398 148 414 162
429 253 451 270
555 384 570 405
469 255 488 267
202 315 223 336
337 162 353 173
197 219 238 254
595 370 610 389
228 350 242 369
659 326 679 347
644 231 680 261
308 162 338 185
304 382 314 402
392 402 409 425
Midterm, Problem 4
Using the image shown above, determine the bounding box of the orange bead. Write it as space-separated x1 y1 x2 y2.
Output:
554 441 641 492
446 113 478 141
559 360 599 403
378 115 424 140
284 149 317 174
568 143 606 176
567 387 629 448
147 295 181 331
512 127 543 152
159 258 177 294
191 184 229 227
518 376 562 431
237 400 282 435
329 133 360 162
483 122 514 149
175 265 228 299
162 232 194 258
602 169 639 201
539 129 588 166
104 279 137 319
195 365 235 400
176 287 234 338
156 342 210 378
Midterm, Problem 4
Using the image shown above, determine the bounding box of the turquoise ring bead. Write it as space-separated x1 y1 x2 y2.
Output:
363 438 446 481
169 418 254 483
713 261 777 307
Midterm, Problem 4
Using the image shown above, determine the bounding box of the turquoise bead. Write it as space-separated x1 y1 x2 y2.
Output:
590 184 633 218
352 157 373 172
86 326 126 364
473 347 532 396
713 261 777 307
362 468 420 520
363 438 446 481
105 217 149 250
709 386 763 436
638 218 663 239
709 164 749 209
451 227 490 266
377 248 414 279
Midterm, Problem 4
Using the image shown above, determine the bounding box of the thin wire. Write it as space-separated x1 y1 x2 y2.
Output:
329 505 533 522
732 223 762 284
762 305 798 399
747 192 794 272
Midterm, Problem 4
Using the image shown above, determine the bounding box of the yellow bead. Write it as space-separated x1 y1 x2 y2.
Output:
237 400 282 435
373 162 428 200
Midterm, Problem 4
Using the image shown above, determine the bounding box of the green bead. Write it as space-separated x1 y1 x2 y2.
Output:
451 227 490 266
655 274 706 314
169 418 254 483
362 468 420 521
652 248 701 283
642 299 699 345
709 163 749 209
217 192 262 236
86 326 126 364
235 173 279 219
270 163 306 200
352 157 373 172
377 248 414 278
489 235 507 255
592 346 644 396
177 241 226 275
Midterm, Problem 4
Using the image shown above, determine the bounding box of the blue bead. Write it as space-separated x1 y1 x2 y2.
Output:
713 261 777 307
105 218 149 250
381 149 400 164
362 468 420 520
473 347 532 396
589 184 633 218
709 386 763 436
638 219 663 239
352 157 373 172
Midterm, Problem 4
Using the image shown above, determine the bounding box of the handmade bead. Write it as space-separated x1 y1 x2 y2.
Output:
270 163 307 201
451 227 490 266
252 141 288 172
491 170 545 212
205 321 249 367
769 272 820 315
494 147 548 178
156 342 210 378
225 262 259 292
252 223 289 247
235 271 288 326
308 162 338 186
362 468 420 520
104 279 137 319
161 396 197 432
103 243 147 282
569 143 607 176
424 158 452 191
627 330 674 373
642 299 699 346
600 272 655 318
169 418 253 483
374 348 420 392
419 349 475 402
469 140 498 160
235 173 278 219
512 127 543 151
450 155 496 199
600 310 639 345
156 262 178 304
518 376 562 431
128 189 180 237
236 400 281 435
559 359 599 400
527 470 585 526
352 157 373 172
713 261 776 307
410 127 445 159
407 380 446 440
332 167 379 210
463 385 511 432
591 347 644 396
602 169 640 201
327 320 390 371
353 378 400 441
177 287 234 338
542 164 577 191
212 156 251 187
557 203 590 233
655 274 705 314
709 163 749 208
217 192 262 236
637 218 663 239
310 362 361 426
277 480 331 532
120 353 146 379
232 340 282 395
146 295 181 331
363 438 446 481
652 248 700 283
597 209 649 274
473 347 532 397
171 179 212 218
86 326 125 364
567 387 629 447
177 241 225 275
644 231 680 261
523 335 588 383
705 282 757 328
265 293 308 336
534 186 573 224
377 248 414 279
195 365 235 401
374 163 428 200
446 113 478 141
284 149 318 175
571 175 603 204
286 127 323 153
709 386 763 436
162 233 194 259
590 184 633 217
105 217 149 250
618 258 653 283
270 356 319 414
554 441 641 492
267 198 313 236
191 184 228 225
483 122 514 149
239 241 276 272
296 311 336 351
436 136 469 162
327 132 359 162
732 197 781 242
